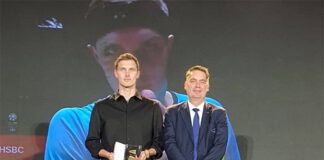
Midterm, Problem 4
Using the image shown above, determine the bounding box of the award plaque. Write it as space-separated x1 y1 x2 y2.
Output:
126 144 142 160
114 142 142 160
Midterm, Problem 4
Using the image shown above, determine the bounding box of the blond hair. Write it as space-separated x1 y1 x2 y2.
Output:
185 65 210 84
114 53 140 70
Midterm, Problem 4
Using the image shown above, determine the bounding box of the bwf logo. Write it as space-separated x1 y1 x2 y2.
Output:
0 146 24 154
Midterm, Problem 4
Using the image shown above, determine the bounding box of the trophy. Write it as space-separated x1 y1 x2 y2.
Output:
126 144 142 160
114 142 142 160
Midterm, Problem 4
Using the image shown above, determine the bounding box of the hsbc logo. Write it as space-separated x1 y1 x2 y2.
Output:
0 146 24 154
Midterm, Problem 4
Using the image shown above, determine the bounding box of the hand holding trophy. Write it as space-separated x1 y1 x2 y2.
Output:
114 142 144 160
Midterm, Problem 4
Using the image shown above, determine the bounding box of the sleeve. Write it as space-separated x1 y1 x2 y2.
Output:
150 102 164 159
163 109 187 160
203 110 228 160
45 106 96 160
224 115 241 160
205 98 241 160
85 104 105 159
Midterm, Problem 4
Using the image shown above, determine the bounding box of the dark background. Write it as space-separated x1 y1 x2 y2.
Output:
1 0 323 159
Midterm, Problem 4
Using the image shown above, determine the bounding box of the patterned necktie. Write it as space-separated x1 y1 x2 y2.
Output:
192 108 200 160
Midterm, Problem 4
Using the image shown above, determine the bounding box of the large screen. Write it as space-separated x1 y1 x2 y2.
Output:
1 0 322 160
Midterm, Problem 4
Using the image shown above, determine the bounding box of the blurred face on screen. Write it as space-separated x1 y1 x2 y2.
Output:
93 27 172 93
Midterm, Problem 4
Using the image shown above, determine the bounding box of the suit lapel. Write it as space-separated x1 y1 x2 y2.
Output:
199 103 211 142
180 102 194 142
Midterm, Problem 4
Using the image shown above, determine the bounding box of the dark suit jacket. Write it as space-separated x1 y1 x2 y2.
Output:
163 102 228 160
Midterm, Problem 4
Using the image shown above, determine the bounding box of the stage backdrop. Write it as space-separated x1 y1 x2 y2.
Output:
1 0 323 160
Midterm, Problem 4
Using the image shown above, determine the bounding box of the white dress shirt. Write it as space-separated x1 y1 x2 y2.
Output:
188 101 204 126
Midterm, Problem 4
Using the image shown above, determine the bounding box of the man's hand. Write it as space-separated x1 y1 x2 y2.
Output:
107 152 114 160
134 151 147 160
133 148 156 160
99 149 114 160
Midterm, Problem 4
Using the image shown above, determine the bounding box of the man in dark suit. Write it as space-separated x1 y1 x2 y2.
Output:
163 65 228 160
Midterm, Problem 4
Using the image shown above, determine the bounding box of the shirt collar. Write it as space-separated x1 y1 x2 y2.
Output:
188 101 205 112
111 90 143 100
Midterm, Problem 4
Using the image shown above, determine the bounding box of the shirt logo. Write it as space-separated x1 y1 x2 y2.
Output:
38 17 63 29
